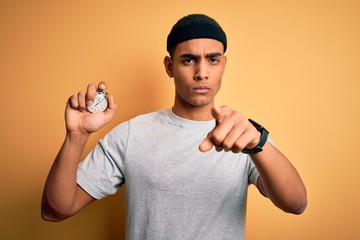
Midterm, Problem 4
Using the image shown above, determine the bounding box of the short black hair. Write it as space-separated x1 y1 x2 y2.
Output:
167 14 227 55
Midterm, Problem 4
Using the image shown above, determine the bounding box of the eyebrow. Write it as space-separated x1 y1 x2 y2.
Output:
180 52 223 59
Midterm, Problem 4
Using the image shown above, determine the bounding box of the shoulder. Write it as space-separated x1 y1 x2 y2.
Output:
105 110 168 137
131 109 167 121
128 109 169 127
110 110 166 130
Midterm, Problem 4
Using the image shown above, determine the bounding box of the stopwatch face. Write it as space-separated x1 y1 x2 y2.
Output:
87 92 108 113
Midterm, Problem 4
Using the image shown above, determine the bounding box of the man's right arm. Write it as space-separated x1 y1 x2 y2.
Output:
41 133 95 221
41 82 117 221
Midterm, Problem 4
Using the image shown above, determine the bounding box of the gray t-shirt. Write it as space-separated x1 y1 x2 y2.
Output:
78 109 260 240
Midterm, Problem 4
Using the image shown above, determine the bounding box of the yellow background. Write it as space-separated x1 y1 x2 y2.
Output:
1 0 359 239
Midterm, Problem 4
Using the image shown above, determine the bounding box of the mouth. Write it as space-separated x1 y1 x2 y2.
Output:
193 86 210 94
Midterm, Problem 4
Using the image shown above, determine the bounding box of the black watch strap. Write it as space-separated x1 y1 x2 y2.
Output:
241 119 269 154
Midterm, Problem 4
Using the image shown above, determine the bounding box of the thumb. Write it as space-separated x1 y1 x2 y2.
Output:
199 132 214 152
106 94 117 111
103 94 117 120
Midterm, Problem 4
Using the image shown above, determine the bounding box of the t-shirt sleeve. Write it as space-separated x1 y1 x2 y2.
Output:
77 122 129 199
248 156 260 186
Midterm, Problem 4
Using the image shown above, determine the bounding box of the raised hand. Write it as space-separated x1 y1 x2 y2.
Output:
199 106 260 153
65 82 117 135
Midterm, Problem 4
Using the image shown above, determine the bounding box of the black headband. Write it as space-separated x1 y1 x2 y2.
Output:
167 14 227 53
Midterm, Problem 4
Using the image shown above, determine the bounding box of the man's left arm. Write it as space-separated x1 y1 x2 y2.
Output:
199 106 307 214
250 141 307 214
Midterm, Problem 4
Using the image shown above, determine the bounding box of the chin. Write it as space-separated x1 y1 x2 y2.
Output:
177 94 213 108
188 100 212 108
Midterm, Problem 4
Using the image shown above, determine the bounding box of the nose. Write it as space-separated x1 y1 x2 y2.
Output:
194 61 208 81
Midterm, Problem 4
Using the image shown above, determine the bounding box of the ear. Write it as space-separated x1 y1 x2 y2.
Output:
222 55 227 74
223 55 227 66
164 56 174 78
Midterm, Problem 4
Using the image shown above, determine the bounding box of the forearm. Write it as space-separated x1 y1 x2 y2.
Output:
41 133 90 220
251 141 307 214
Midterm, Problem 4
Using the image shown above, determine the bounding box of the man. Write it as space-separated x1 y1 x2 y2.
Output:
42 14 307 239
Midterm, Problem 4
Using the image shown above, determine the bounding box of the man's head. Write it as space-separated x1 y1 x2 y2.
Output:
164 14 227 117
167 14 227 57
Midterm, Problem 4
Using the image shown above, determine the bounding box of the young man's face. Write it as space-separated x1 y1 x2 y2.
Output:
165 38 227 109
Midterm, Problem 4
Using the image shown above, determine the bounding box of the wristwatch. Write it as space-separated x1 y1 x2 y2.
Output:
241 119 269 154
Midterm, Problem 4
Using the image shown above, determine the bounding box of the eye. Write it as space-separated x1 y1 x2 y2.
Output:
209 58 220 64
182 58 196 65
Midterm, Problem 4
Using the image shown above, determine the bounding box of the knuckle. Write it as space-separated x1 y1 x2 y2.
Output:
69 94 77 102
233 111 241 117
249 124 259 136
233 141 245 152
212 134 223 145
234 111 244 120
69 95 78 107
221 105 231 114
223 140 233 150
231 111 244 122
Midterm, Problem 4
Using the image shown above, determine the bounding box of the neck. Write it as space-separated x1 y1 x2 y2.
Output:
172 103 214 121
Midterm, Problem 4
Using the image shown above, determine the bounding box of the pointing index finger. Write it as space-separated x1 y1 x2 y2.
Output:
199 106 224 152
211 106 225 125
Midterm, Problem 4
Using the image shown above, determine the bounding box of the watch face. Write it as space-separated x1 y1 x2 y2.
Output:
87 92 108 113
